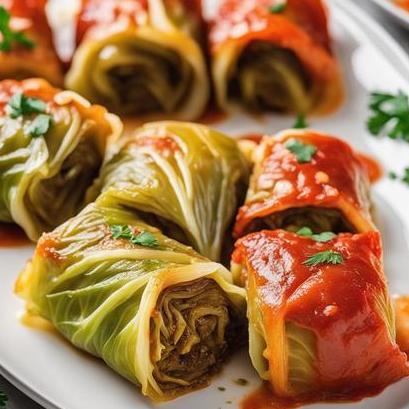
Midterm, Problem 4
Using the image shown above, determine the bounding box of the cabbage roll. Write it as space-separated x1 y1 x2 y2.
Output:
209 0 342 114
0 78 122 240
0 0 63 85
66 0 209 120
16 202 246 401
234 130 375 238
232 229 409 397
89 121 249 261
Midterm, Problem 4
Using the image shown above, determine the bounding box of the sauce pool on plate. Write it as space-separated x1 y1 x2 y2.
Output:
0 223 30 247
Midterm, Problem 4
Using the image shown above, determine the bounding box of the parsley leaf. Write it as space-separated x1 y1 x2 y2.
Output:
0 388 8 407
304 250 344 267
131 231 159 248
26 114 52 137
7 93 46 118
285 139 317 163
110 225 159 248
388 167 409 186
110 225 133 240
269 2 286 13
296 227 336 243
297 227 314 236
403 168 409 185
293 113 308 129
367 91 409 142
0 6 35 52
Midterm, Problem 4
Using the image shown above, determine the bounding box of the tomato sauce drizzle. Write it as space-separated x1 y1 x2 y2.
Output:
395 295 409 356
0 223 30 247
241 382 390 409
198 105 228 125
357 152 383 184
395 0 409 12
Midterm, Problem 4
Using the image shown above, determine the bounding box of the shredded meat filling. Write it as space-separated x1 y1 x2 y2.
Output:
150 278 243 393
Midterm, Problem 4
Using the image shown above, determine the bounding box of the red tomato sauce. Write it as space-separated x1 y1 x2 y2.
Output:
234 131 374 237
198 105 228 125
395 0 409 12
357 152 383 184
395 295 409 355
234 230 409 408
241 381 390 409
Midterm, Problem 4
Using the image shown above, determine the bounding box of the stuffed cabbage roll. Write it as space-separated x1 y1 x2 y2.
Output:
232 229 409 398
66 0 209 120
16 202 246 401
89 121 249 261
209 0 343 114
0 0 63 85
234 130 375 238
0 78 122 241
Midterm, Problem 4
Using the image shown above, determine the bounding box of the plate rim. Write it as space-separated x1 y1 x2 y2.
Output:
3 1 409 408
368 0 409 28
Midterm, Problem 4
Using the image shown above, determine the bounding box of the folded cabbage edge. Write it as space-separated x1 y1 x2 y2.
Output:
66 1 209 120
0 84 122 240
16 203 246 401
89 121 249 261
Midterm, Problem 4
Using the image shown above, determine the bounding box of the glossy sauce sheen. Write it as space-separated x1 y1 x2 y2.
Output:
0 0 51 37
239 134 383 183
76 0 203 43
209 0 336 81
357 152 383 183
0 223 30 247
395 295 409 355
234 131 374 237
0 78 57 113
241 382 390 409
233 230 409 400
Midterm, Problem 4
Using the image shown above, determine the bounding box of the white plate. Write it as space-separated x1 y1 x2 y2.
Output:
370 0 409 29
2 0 409 408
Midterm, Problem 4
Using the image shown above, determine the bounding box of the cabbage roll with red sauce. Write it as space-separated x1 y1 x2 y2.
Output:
0 0 63 84
234 130 375 238
209 0 343 114
232 229 409 399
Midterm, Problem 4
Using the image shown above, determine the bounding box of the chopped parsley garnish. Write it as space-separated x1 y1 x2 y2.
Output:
367 91 409 142
111 224 132 240
269 2 287 13
110 225 159 248
389 168 409 186
7 93 46 118
130 231 158 247
403 168 409 185
234 378 249 386
293 113 308 129
285 139 317 163
26 114 52 137
6 93 52 137
0 6 35 52
296 227 336 243
304 250 344 267
0 388 8 407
